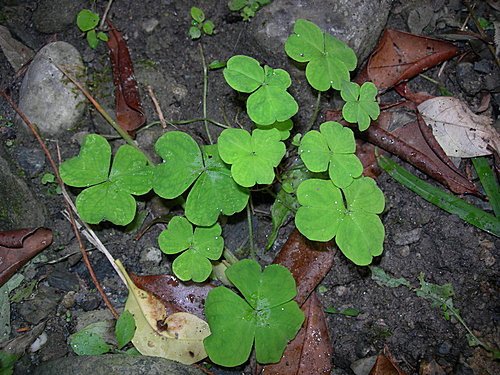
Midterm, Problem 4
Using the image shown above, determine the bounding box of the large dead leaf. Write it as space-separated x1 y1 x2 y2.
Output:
273 229 335 305
418 97 500 158
369 350 407 375
362 29 459 92
0 228 53 287
256 293 332 375
107 21 146 138
130 273 214 319
116 260 210 365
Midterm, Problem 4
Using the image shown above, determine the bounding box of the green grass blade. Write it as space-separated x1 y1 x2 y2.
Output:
378 155 500 237
472 156 500 217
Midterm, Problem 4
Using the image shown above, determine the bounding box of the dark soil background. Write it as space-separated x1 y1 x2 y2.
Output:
0 0 498 374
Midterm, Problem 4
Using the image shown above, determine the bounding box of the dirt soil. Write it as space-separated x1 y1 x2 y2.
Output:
0 0 499 374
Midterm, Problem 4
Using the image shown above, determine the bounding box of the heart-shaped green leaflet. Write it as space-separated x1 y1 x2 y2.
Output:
256 119 293 140
295 177 385 265
218 128 286 187
204 259 304 366
59 134 153 225
158 216 223 282
223 55 298 125
341 81 380 131
285 19 357 91
299 121 362 188
153 132 249 226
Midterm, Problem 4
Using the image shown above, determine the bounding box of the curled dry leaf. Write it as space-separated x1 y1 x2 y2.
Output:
362 29 459 92
0 228 53 287
116 260 210 365
130 273 214 319
369 351 407 375
273 229 335 305
257 293 332 375
106 20 145 138
418 97 500 158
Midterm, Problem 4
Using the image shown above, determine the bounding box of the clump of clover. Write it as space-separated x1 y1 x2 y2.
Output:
59 18 384 367
76 9 109 49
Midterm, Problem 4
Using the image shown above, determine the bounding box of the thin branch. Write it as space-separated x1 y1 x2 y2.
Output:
0 90 119 319
146 85 167 128
99 0 115 30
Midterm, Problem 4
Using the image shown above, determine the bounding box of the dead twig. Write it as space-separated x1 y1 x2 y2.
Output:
146 85 167 128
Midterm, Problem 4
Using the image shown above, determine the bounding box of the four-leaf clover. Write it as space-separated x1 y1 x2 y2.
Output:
204 259 304 366
285 19 357 91
59 134 152 225
153 131 249 226
223 55 298 125
218 128 286 187
158 216 223 282
341 81 380 131
295 177 385 265
299 121 363 188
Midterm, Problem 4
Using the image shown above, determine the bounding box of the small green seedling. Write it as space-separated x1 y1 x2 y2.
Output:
341 81 380 131
204 259 304 366
59 134 153 225
285 19 357 91
41 172 62 194
76 9 109 49
153 132 249 226
189 7 215 40
228 0 271 21
70 310 136 355
217 128 286 187
158 216 223 282
223 55 298 125
0 351 20 375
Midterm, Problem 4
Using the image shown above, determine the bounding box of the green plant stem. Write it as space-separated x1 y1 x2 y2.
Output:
199 43 213 144
305 91 321 132
472 156 500 217
139 118 230 133
223 247 239 265
54 63 154 165
246 201 255 259
378 155 500 237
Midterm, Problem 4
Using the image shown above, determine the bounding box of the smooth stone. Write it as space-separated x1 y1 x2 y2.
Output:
246 0 393 64
17 41 86 136
13 146 45 177
392 228 422 246
33 354 207 375
33 0 87 34
0 145 46 230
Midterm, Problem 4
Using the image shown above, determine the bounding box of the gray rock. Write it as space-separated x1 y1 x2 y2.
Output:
246 0 393 64
456 62 482 96
392 228 422 245
33 354 207 375
13 146 45 177
17 284 60 324
33 0 87 34
0 146 46 230
17 42 86 136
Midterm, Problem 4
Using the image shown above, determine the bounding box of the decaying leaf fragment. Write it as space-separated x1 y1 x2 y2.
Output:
418 97 500 158
116 260 210 365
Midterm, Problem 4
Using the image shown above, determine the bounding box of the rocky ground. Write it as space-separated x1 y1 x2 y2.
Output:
0 0 499 374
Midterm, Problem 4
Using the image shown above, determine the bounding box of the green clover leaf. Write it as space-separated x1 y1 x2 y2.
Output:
59 134 152 225
285 19 357 91
218 128 286 187
341 81 380 131
223 55 298 125
256 119 293 140
158 216 223 282
153 132 249 226
204 259 304 366
299 121 362 188
76 9 100 32
295 177 385 265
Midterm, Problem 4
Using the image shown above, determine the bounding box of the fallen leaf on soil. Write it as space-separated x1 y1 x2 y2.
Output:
419 359 446 375
369 351 407 375
273 229 335 305
106 20 145 138
0 321 45 355
256 293 332 375
130 273 214 319
0 26 34 72
418 96 500 158
361 29 459 92
0 228 53 287
116 260 210 365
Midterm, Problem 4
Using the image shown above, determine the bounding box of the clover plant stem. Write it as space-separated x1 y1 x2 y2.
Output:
199 43 213 144
305 91 321 132
247 202 256 259
472 156 500 217
54 63 155 166
223 247 239 265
